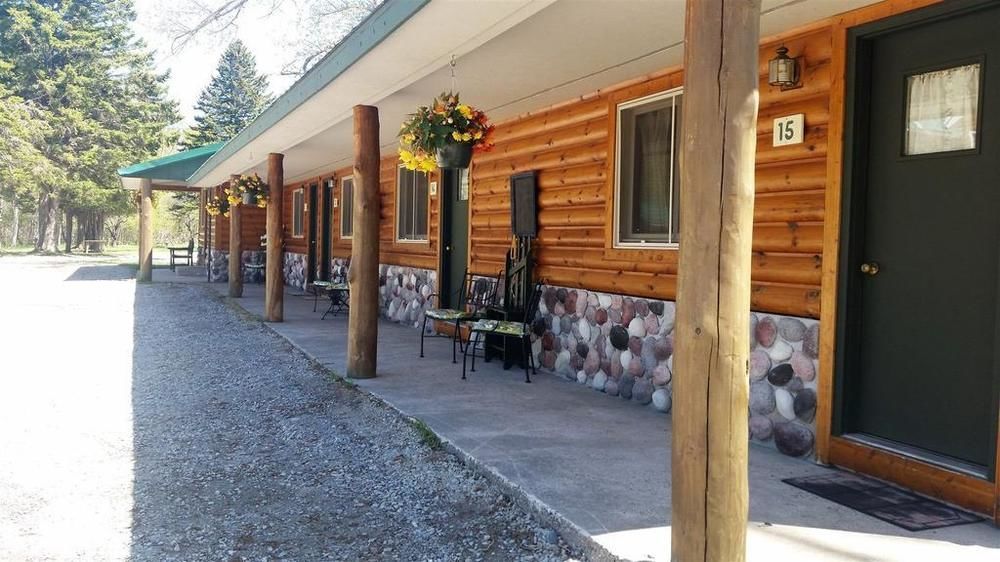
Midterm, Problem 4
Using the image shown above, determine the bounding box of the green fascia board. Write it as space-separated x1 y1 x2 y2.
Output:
118 142 226 182
186 0 430 186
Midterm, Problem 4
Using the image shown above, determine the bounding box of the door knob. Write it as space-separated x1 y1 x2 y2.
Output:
860 262 880 276
446 245 451 251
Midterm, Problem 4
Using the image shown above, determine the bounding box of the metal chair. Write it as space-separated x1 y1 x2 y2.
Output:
421 270 500 363
462 280 543 383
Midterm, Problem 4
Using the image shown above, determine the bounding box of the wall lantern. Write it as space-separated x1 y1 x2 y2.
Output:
768 46 800 90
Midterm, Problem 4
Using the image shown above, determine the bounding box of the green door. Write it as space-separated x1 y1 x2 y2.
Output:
440 169 469 308
841 1 1000 472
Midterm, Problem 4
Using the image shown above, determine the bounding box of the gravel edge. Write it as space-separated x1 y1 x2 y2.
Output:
209 287 624 562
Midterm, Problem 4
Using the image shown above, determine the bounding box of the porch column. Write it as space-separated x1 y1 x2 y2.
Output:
228 174 243 297
346 105 380 379
138 177 153 282
265 153 285 321
671 1 760 561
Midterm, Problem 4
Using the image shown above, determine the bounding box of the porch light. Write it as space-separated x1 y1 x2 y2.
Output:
768 46 800 89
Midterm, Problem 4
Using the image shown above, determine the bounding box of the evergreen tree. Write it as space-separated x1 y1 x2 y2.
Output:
182 40 273 148
0 0 179 251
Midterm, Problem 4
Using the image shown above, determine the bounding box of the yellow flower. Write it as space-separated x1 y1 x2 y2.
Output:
473 131 483 140
462 132 472 142
451 131 462 141
457 104 473 119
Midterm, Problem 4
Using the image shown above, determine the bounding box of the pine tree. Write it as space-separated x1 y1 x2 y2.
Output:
0 0 179 251
183 40 273 148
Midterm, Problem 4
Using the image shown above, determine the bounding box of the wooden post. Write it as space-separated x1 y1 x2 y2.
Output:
265 153 285 321
228 174 243 297
138 178 153 282
671 1 760 561
346 105 380 379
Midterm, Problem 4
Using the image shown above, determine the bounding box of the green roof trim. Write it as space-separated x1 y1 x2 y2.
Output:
186 0 430 185
118 142 225 182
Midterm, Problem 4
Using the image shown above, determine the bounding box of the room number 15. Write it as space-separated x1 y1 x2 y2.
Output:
773 114 804 147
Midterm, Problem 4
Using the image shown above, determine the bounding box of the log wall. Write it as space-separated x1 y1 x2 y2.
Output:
210 184 267 252
468 26 832 319
278 159 439 272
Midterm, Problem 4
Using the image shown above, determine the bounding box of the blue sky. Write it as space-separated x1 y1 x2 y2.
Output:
133 0 300 126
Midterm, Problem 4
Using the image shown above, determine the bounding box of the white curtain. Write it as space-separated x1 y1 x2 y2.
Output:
905 64 980 155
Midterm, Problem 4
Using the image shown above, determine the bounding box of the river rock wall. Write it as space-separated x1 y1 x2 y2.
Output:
531 284 819 459
379 264 436 332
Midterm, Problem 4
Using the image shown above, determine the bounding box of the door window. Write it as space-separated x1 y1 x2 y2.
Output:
904 63 980 155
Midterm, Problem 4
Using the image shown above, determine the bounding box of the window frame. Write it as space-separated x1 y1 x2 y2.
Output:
340 176 354 239
291 188 305 238
395 165 429 243
613 86 683 249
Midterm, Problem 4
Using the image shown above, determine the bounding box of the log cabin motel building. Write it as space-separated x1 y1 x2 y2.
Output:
128 0 1000 522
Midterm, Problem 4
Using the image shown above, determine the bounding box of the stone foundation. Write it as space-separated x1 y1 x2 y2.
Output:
207 250 266 283
283 252 307 290
209 249 228 282
331 258 349 282
378 264 436 331
531 284 819 459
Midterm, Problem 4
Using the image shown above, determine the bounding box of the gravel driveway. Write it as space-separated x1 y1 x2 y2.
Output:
0 256 573 561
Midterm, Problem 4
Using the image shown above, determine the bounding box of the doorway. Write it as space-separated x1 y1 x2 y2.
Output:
837 0 1000 477
439 169 470 308
319 180 332 282
307 183 319 286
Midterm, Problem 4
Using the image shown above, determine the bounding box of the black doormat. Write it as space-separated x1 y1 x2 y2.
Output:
782 472 984 531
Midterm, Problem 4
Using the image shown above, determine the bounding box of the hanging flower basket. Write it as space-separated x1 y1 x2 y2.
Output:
233 173 269 208
398 91 494 172
205 195 230 218
435 142 474 169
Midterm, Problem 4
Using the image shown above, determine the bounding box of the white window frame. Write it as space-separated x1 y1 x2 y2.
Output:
613 86 683 249
291 188 304 238
396 165 429 243
340 176 354 239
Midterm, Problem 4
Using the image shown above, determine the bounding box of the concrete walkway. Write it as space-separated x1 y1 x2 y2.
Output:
157 269 1000 561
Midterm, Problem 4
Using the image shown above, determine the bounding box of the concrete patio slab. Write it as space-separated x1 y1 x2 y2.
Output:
154 269 1000 561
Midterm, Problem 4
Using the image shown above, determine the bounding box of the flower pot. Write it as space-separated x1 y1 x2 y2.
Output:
242 192 255 205
436 143 473 169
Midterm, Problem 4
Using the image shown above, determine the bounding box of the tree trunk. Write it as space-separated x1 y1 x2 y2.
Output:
671 1 760 562
64 210 73 253
346 105 381 379
228 175 243 297
265 153 285 321
11 205 19 247
35 190 60 252
138 178 153 281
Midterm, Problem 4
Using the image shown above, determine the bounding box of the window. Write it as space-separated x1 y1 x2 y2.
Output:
292 188 304 237
904 63 980 156
615 88 682 246
458 168 469 201
397 167 429 241
340 177 354 238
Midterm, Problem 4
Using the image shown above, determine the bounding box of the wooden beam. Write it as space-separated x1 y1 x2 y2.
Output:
138 177 153 282
346 105 380 379
671 1 760 561
265 153 285 321
228 175 243 298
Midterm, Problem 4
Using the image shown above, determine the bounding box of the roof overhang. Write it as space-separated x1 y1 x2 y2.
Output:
118 142 224 190
188 0 881 187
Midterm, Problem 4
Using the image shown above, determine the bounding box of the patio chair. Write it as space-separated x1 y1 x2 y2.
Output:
168 239 194 271
313 264 350 319
421 270 500 363
462 280 543 383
